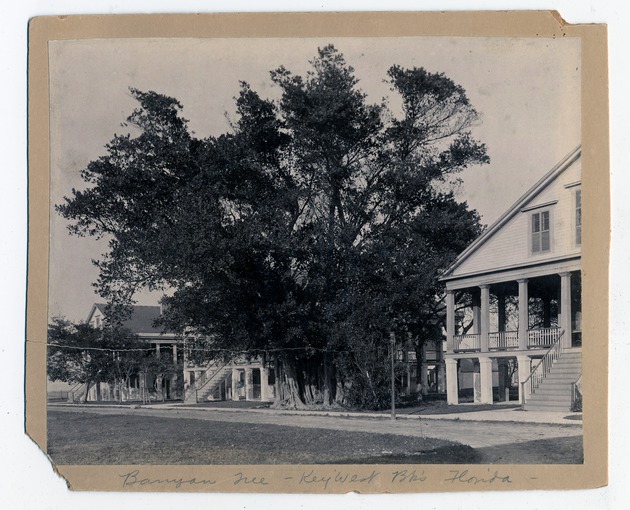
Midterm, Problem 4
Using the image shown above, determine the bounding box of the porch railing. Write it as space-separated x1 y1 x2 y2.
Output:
453 333 480 352
520 329 565 407
489 330 519 350
527 327 561 348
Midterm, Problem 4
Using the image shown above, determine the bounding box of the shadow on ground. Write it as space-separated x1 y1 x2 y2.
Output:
474 436 584 464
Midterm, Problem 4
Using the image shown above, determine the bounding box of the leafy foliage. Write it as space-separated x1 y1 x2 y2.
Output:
58 45 489 408
47 317 173 402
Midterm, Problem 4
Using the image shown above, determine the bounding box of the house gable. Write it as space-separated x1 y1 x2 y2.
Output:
442 146 581 282
85 303 168 335
86 303 107 329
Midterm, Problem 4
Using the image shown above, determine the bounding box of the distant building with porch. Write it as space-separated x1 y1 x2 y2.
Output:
58 304 183 403
58 303 277 404
183 356 275 404
440 146 582 411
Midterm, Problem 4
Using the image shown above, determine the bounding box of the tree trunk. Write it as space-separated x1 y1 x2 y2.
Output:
322 352 335 406
82 380 92 403
335 379 346 405
271 359 307 410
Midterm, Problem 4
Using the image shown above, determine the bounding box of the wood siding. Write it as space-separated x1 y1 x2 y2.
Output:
450 158 581 278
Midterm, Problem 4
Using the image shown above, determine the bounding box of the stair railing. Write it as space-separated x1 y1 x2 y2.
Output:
69 382 86 403
571 373 583 411
194 361 231 403
520 329 565 409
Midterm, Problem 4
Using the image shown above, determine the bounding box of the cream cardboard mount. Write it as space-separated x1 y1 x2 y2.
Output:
26 11 609 493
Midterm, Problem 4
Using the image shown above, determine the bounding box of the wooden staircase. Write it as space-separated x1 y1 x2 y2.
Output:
185 363 232 403
524 350 582 412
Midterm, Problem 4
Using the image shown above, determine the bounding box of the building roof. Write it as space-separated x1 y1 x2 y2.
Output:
440 145 581 282
87 303 170 335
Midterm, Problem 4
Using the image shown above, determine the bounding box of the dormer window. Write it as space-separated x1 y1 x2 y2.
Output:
531 210 551 254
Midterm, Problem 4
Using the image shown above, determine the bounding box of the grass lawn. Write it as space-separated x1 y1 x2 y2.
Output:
475 436 583 464
47 410 478 465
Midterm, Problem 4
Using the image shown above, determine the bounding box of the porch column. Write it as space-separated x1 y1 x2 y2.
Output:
260 367 269 401
437 363 446 393
559 272 572 348
518 279 529 350
172 344 177 365
445 358 459 405
231 367 239 401
480 285 490 352
155 343 160 358
478 357 494 405
472 360 481 403
517 355 532 403
446 289 455 352
245 368 254 400
472 293 481 334
497 359 510 402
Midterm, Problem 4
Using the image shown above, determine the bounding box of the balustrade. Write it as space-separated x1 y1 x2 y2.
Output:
488 330 519 350
452 333 480 352
527 327 561 348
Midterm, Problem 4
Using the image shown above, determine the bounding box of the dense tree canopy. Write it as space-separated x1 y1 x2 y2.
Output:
58 45 488 408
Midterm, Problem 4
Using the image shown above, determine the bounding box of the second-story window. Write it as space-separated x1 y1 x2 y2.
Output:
531 210 550 254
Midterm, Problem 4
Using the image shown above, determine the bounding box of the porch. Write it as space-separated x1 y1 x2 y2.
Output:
444 270 582 406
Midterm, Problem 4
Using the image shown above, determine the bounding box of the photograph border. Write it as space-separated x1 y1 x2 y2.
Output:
26 10 609 493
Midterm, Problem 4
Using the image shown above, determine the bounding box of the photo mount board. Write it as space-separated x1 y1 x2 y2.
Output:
26 11 609 493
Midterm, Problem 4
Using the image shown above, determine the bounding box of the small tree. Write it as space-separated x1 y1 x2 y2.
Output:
47 318 146 402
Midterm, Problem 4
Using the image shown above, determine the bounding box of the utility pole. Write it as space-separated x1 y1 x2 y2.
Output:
390 330 396 421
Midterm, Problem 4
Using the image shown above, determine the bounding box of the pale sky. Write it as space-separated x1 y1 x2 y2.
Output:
48 36 581 322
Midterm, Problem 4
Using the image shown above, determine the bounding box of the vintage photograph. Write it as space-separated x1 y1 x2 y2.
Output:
44 33 585 470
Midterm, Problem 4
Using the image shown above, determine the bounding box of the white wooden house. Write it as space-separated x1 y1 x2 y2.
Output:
440 146 582 411
72 304 183 402
65 303 275 404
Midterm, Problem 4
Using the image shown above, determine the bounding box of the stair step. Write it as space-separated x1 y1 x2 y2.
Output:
535 381 571 394
526 398 572 406
525 405 572 412
532 390 572 397
528 395 572 403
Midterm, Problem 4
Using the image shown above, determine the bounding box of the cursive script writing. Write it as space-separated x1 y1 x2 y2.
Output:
120 469 216 489
444 469 512 485
296 469 380 490
391 469 427 483
233 472 269 486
